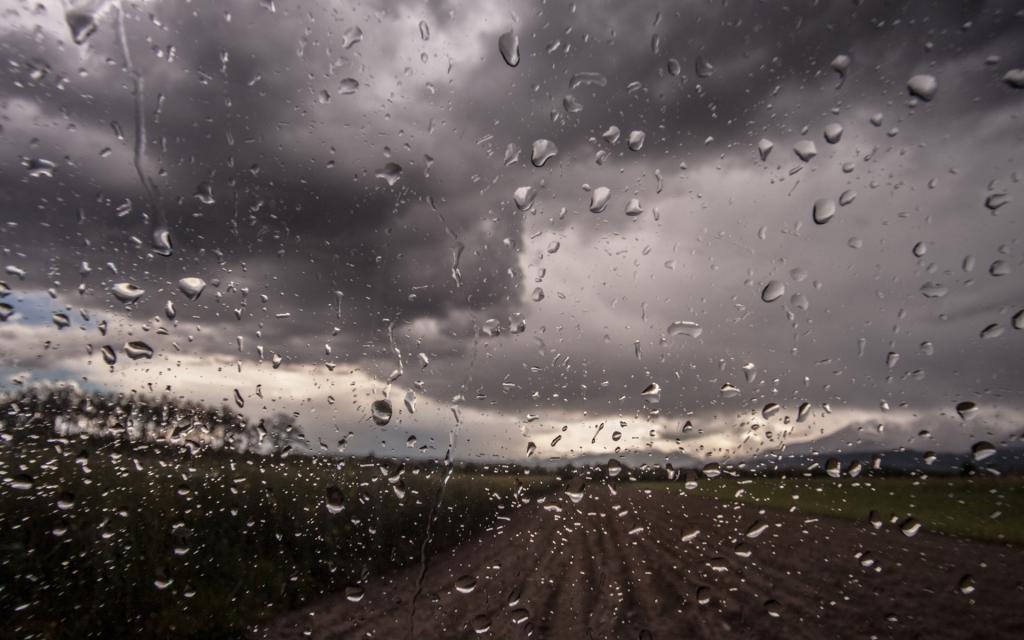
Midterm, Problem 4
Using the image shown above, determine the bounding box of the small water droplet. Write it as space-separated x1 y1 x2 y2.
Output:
666 321 702 338
823 123 844 144
793 140 817 162
627 130 646 151
339 77 360 94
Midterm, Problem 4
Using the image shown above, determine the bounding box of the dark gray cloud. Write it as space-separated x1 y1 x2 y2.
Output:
1 0 1023 461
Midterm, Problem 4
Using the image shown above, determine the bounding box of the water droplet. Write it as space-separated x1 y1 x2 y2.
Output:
746 521 769 538
589 187 611 213
666 321 702 338
956 401 977 420
959 575 977 595
625 198 643 216
907 74 938 101
695 55 713 78
641 382 661 404
339 78 360 95
920 282 949 299
602 126 621 144
607 459 622 478
793 140 817 162
26 158 56 178
667 58 682 76
564 477 586 503
371 399 392 425
100 345 116 365
471 615 492 635
481 318 501 337
831 54 851 87
325 486 345 514
823 123 844 144
344 585 365 602
757 138 773 161
720 383 740 398
984 193 1009 211
989 260 1010 277
178 277 206 300
499 30 520 67
761 280 785 303
513 186 537 210
376 162 403 186
66 9 98 45
563 94 583 113
194 181 215 205
52 312 70 329
503 143 521 166
980 323 1004 339
627 130 646 151
1012 310 1024 330
418 20 430 41
124 341 154 360
455 576 477 594
112 283 145 303
1003 69 1024 89
899 517 921 537
569 72 607 89
341 26 363 49
825 458 842 478
870 112 884 126
530 139 558 167
971 441 996 462
796 401 811 422
762 403 781 419
812 198 836 225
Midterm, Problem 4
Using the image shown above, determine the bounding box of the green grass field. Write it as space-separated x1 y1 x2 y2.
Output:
0 434 554 639
665 475 1024 546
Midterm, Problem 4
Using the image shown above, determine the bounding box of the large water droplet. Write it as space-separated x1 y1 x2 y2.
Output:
757 138 773 161
956 401 977 420
339 78 359 95
920 282 949 299
907 74 938 101
1004 69 1024 89
499 30 520 67
325 486 345 514
178 277 206 300
812 198 836 225
530 139 558 167
371 399 393 425
513 186 537 211
627 130 646 151
793 140 817 162
823 123 844 144
376 162 403 186
124 341 154 360
761 280 785 303
695 55 713 78
971 441 996 462
589 187 611 213
112 282 145 303
66 9 98 45
667 321 702 338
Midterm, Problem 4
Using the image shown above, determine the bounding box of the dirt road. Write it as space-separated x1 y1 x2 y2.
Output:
254 487 1024 640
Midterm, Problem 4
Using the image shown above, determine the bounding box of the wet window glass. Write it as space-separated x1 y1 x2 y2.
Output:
2 1 1023 638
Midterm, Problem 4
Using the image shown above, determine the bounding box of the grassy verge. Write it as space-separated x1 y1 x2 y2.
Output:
0 434 554 639
637 475 1024 546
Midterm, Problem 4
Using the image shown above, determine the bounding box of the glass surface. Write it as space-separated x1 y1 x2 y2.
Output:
1 1 1023 638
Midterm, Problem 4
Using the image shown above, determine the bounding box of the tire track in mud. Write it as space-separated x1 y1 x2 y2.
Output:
254 488 1024 640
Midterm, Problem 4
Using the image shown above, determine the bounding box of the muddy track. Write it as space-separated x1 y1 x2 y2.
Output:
253 488 1024 640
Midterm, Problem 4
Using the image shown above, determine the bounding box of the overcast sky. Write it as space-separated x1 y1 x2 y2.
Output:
1 0 1023 466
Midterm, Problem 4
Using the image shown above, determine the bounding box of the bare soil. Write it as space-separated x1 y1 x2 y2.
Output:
254 487 1024 640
